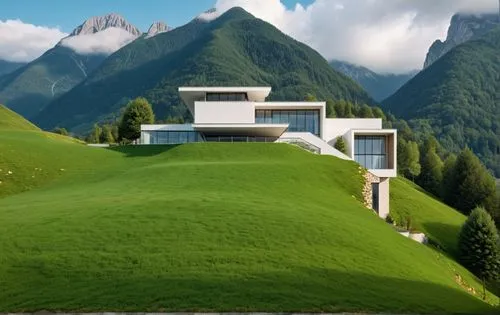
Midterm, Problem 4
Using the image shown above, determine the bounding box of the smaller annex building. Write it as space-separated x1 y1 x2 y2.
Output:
141 87 397 218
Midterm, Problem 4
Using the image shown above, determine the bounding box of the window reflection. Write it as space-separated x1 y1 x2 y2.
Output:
255 109 321 137
354 136 388 169
206 93 247 101
150 131 204 144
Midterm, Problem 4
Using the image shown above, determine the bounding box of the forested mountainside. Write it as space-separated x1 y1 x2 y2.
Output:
0 60 26 76
0 14 141 119
330 60 417 102
383 27 500 176
35 7 373 133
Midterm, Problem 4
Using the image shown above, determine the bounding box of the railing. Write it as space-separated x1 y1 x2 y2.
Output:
276 137 321 154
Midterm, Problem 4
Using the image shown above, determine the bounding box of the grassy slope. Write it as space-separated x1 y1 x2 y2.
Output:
0 131 498 313
0 104 39 131
0 105 89 197
390 177 468 256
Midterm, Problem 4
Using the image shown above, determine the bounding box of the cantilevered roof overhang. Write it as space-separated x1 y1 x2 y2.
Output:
179 87 272 114
193 123 288 137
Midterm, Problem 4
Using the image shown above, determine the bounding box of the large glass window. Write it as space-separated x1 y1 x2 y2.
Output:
206 93 247 101
150 131 204 144
205 136 277 143
355 136 387 169
255 109 321 137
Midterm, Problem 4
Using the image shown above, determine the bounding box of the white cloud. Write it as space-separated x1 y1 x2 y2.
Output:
0 19 67 62
214 0 499 73
60 27 139 55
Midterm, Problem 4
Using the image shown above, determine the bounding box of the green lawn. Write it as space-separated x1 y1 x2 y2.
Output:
0 105 39 131
390 177 468 257
0 126 498 313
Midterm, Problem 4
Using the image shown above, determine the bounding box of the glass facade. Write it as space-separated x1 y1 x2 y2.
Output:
255 109 320 136
205 136 278 143
149 131 204 144
355 136 388 169
206 93 247 101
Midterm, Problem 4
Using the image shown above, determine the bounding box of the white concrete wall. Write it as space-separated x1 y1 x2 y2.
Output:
378 178 390 219
194 102 255 124
323 119 382 147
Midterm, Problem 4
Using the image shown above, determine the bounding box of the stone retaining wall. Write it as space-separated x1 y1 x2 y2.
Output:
362 170 380 210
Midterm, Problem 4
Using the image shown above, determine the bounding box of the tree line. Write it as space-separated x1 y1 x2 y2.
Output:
53 97 157 144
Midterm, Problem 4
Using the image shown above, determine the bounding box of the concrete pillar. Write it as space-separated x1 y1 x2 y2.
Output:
378 177 390 219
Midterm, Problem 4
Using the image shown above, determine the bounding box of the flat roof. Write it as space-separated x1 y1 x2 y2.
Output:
179 87 272 93
351 129 397 135
178 87 272 114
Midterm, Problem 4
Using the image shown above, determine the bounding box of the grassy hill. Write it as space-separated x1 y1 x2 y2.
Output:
382 27 500 176
391 177 469 257
0 128 498 313
0 104 39 131
0 104 88 197
34 7 372 133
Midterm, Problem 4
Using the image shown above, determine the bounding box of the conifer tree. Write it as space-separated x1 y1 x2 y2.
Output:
417 137 443 196
334 136 347 154
458 207 500 299
447 148 496 214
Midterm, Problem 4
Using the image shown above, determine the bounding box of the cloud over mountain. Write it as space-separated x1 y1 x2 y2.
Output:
0 19 67 62
59 27 139 55
214 0 499 73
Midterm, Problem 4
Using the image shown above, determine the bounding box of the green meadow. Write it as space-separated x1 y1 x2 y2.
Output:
0 105 498 313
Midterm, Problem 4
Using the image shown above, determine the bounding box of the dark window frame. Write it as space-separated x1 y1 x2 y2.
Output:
354 135 388 169
205 92 248 102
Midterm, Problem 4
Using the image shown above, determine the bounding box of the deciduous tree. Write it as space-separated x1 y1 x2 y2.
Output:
118 97 155 141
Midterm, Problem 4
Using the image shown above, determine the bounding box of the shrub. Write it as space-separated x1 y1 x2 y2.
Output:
385 214 394 224
334 136 347 154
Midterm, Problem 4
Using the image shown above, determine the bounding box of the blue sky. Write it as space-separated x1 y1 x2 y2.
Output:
1 0 491 72
0 0 314 32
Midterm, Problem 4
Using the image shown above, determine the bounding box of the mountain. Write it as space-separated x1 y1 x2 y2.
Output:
330 60 418 102
0 60 26 76
70 13 141 36
34 7 373 133
0 14 141 120
145 21 171 38
424 13 499 68
383 27 500 176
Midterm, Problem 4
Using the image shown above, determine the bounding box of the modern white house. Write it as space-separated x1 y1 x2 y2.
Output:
141 87 397 218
